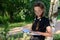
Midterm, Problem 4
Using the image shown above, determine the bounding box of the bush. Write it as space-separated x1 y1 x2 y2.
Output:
54 34 60 40
13 10 25 22
0 16 3 24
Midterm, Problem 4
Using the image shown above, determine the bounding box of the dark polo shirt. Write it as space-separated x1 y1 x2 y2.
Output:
32 16 50 40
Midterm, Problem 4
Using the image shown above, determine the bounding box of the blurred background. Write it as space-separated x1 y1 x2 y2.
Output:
0 0 60 40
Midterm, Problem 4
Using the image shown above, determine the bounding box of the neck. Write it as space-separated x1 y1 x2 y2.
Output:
37 16 41 19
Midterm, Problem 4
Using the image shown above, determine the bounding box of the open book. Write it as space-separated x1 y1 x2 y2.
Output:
22 28 31 33
22 28 40 35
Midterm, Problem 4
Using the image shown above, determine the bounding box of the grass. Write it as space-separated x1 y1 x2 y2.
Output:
0 20 60 40
0 21 32 30
9 22 27 28
0 21 32 40
5 33 60 40
9 21 32 28
7 32 23 40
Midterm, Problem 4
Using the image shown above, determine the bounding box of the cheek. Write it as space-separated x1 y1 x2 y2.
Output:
38 13 42 16
35 11 42 16
38 11 43 15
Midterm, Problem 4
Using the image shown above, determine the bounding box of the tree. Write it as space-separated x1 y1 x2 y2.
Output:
45 0 59 40
49 0 59 27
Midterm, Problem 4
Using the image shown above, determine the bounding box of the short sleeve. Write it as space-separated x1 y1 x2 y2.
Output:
45 18 50 27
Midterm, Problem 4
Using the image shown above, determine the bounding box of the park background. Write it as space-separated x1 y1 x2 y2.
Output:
0 0 60 40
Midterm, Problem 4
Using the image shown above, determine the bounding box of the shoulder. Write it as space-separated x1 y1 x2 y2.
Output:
42 17 49 21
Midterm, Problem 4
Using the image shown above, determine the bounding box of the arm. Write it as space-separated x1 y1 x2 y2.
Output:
36 26 52 37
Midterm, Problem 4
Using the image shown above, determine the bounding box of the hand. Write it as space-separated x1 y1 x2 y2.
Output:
30 31 41 35
34 31 40 34
31 31 39 33
30 31 35 33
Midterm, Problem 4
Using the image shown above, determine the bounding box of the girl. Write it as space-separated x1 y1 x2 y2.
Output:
30 1 52 40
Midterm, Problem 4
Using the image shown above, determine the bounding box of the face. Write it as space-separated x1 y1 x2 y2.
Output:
34 7 43 17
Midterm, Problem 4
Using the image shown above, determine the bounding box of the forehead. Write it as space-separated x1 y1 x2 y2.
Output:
34 7 42 10
34 6 41 8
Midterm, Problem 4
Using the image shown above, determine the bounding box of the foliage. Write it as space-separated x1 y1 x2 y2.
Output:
54 34 60 40
0 0 50 23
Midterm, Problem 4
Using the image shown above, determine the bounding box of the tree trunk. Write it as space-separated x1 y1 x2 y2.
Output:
45 0 59 40
49 0 59 27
